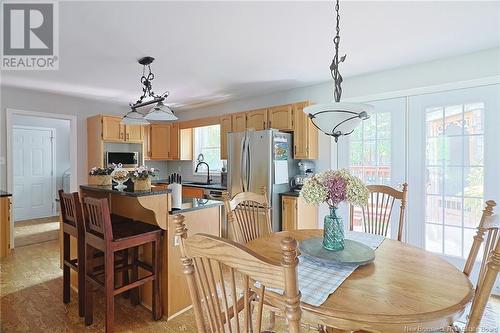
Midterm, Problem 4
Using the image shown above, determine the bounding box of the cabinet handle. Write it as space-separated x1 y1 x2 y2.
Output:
126 133 130 141
294 145 296 155
268 120 271 128
263 121 266 129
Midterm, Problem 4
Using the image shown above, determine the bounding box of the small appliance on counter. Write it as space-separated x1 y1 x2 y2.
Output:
167 173 182 210
290 161 314 192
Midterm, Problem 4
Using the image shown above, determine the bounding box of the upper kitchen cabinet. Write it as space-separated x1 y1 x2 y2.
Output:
101 116 124 141
293 101 318 159
170 123 180 160
220 115 232 160
232 112 247 132
150 124 171 160
246 109 268 131
268 104 293 131
143 125 152 160
101 115 143 142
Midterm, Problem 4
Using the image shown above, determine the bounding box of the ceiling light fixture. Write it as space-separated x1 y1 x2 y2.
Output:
122 56 177 125
304 0 372 143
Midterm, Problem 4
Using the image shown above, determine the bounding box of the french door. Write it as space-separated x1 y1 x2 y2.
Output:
342 84 500 289
408 85 500 274
342 97 406 240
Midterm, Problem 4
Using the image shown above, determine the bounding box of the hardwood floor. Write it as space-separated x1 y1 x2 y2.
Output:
0 239 498 332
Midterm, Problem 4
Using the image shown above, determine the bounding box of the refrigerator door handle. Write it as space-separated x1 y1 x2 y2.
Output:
240 134 246 192
246 137 251 191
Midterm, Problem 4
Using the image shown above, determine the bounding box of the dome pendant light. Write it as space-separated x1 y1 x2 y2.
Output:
304 0 372 142
122 56 177 125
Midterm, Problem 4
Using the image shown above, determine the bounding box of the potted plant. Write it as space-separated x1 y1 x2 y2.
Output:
300 169 369 251
88 166 114 186
130 166 157 191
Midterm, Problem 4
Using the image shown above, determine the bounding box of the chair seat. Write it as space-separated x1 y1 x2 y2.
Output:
112 220 162 241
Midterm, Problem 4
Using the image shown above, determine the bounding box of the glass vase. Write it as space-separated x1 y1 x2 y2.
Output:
323 206 345 251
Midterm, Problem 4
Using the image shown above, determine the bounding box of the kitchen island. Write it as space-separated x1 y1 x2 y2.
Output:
71 184 223 319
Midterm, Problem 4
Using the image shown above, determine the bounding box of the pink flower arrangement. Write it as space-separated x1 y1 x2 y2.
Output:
300 169 369 208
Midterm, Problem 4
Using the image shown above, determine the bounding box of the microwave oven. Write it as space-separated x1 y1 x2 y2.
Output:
105 151 139 168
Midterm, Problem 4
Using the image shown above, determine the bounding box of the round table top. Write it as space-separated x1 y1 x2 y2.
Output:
247 230 474 332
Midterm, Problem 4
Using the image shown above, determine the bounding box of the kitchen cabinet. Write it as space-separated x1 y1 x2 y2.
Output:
293 102 318 159
246 109 268 131
150 124 171 160
0 196 11 258
268 104 293 131
143 125 152 160
101 116 124 141
170 123 180 160
232 113 247 132
182 186 204 199
101 116 142 142
180 128 193 160
125 124 143 142
281 195 317 231
220 115 232 160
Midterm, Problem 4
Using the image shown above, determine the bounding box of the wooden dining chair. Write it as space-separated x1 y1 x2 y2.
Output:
428 200 499 333
223 186 272 244
349 183 408 241
174 214 302 333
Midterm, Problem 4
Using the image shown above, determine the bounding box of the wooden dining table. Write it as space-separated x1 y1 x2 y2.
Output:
247 229 474 333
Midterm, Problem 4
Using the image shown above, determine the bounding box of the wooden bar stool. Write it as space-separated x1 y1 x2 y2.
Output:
82 196 163 333
59 190 133 318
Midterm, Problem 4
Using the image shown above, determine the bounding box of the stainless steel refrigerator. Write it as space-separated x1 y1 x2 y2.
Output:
227 129 297 231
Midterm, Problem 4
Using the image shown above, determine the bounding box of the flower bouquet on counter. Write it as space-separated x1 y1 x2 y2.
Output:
300 169 369 251
88 165 115 186
129 166 157 191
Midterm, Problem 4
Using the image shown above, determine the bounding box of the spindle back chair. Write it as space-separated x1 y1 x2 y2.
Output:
349 183 408 241
223 186 272 244
174 215 301 333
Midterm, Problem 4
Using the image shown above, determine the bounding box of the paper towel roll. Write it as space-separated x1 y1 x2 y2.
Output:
168 183 182 210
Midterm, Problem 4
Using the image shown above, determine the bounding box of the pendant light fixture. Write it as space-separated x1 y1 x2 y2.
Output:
122 56 177 125
304 0 372 142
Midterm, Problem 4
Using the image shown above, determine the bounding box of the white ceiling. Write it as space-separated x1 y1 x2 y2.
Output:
2 1 499 110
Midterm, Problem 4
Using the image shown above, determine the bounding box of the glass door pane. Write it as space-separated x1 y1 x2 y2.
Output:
346 97 406 239
408 85 500 269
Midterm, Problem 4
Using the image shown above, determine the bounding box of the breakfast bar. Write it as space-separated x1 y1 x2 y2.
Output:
65 184 223 319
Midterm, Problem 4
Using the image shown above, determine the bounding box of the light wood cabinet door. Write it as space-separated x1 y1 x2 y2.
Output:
125 124 143 142
246 109 268 131
282 196 297 231
102 116 124 141
150 124 171 160
143 125 152 160
0 197 11 257
231 113 247 132
170 123 180 160
293 102 318 159
182 186 204 199
220 115 232 160
180 128 193 160
268 104 293 131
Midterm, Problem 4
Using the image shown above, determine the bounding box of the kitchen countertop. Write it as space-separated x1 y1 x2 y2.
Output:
280 191 300 197
170 197 223 215
80 184 171 197
153 179 227 191
0 190 12 197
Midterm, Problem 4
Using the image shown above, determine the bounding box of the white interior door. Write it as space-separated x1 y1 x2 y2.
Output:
12 126 55 221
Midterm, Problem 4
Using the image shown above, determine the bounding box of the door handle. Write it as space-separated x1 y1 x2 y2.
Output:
240 135 246 192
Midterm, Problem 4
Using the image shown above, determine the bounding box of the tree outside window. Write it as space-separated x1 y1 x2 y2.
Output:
193 125 222 174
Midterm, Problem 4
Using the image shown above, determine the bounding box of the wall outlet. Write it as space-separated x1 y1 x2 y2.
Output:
177 166 182 172
0 156 5 165
173 235 181 247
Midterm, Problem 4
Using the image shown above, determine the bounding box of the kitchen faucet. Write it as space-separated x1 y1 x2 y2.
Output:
195 161 211 184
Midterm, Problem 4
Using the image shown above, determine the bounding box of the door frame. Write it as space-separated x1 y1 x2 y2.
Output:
6 108 78 249
12 125 57 220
